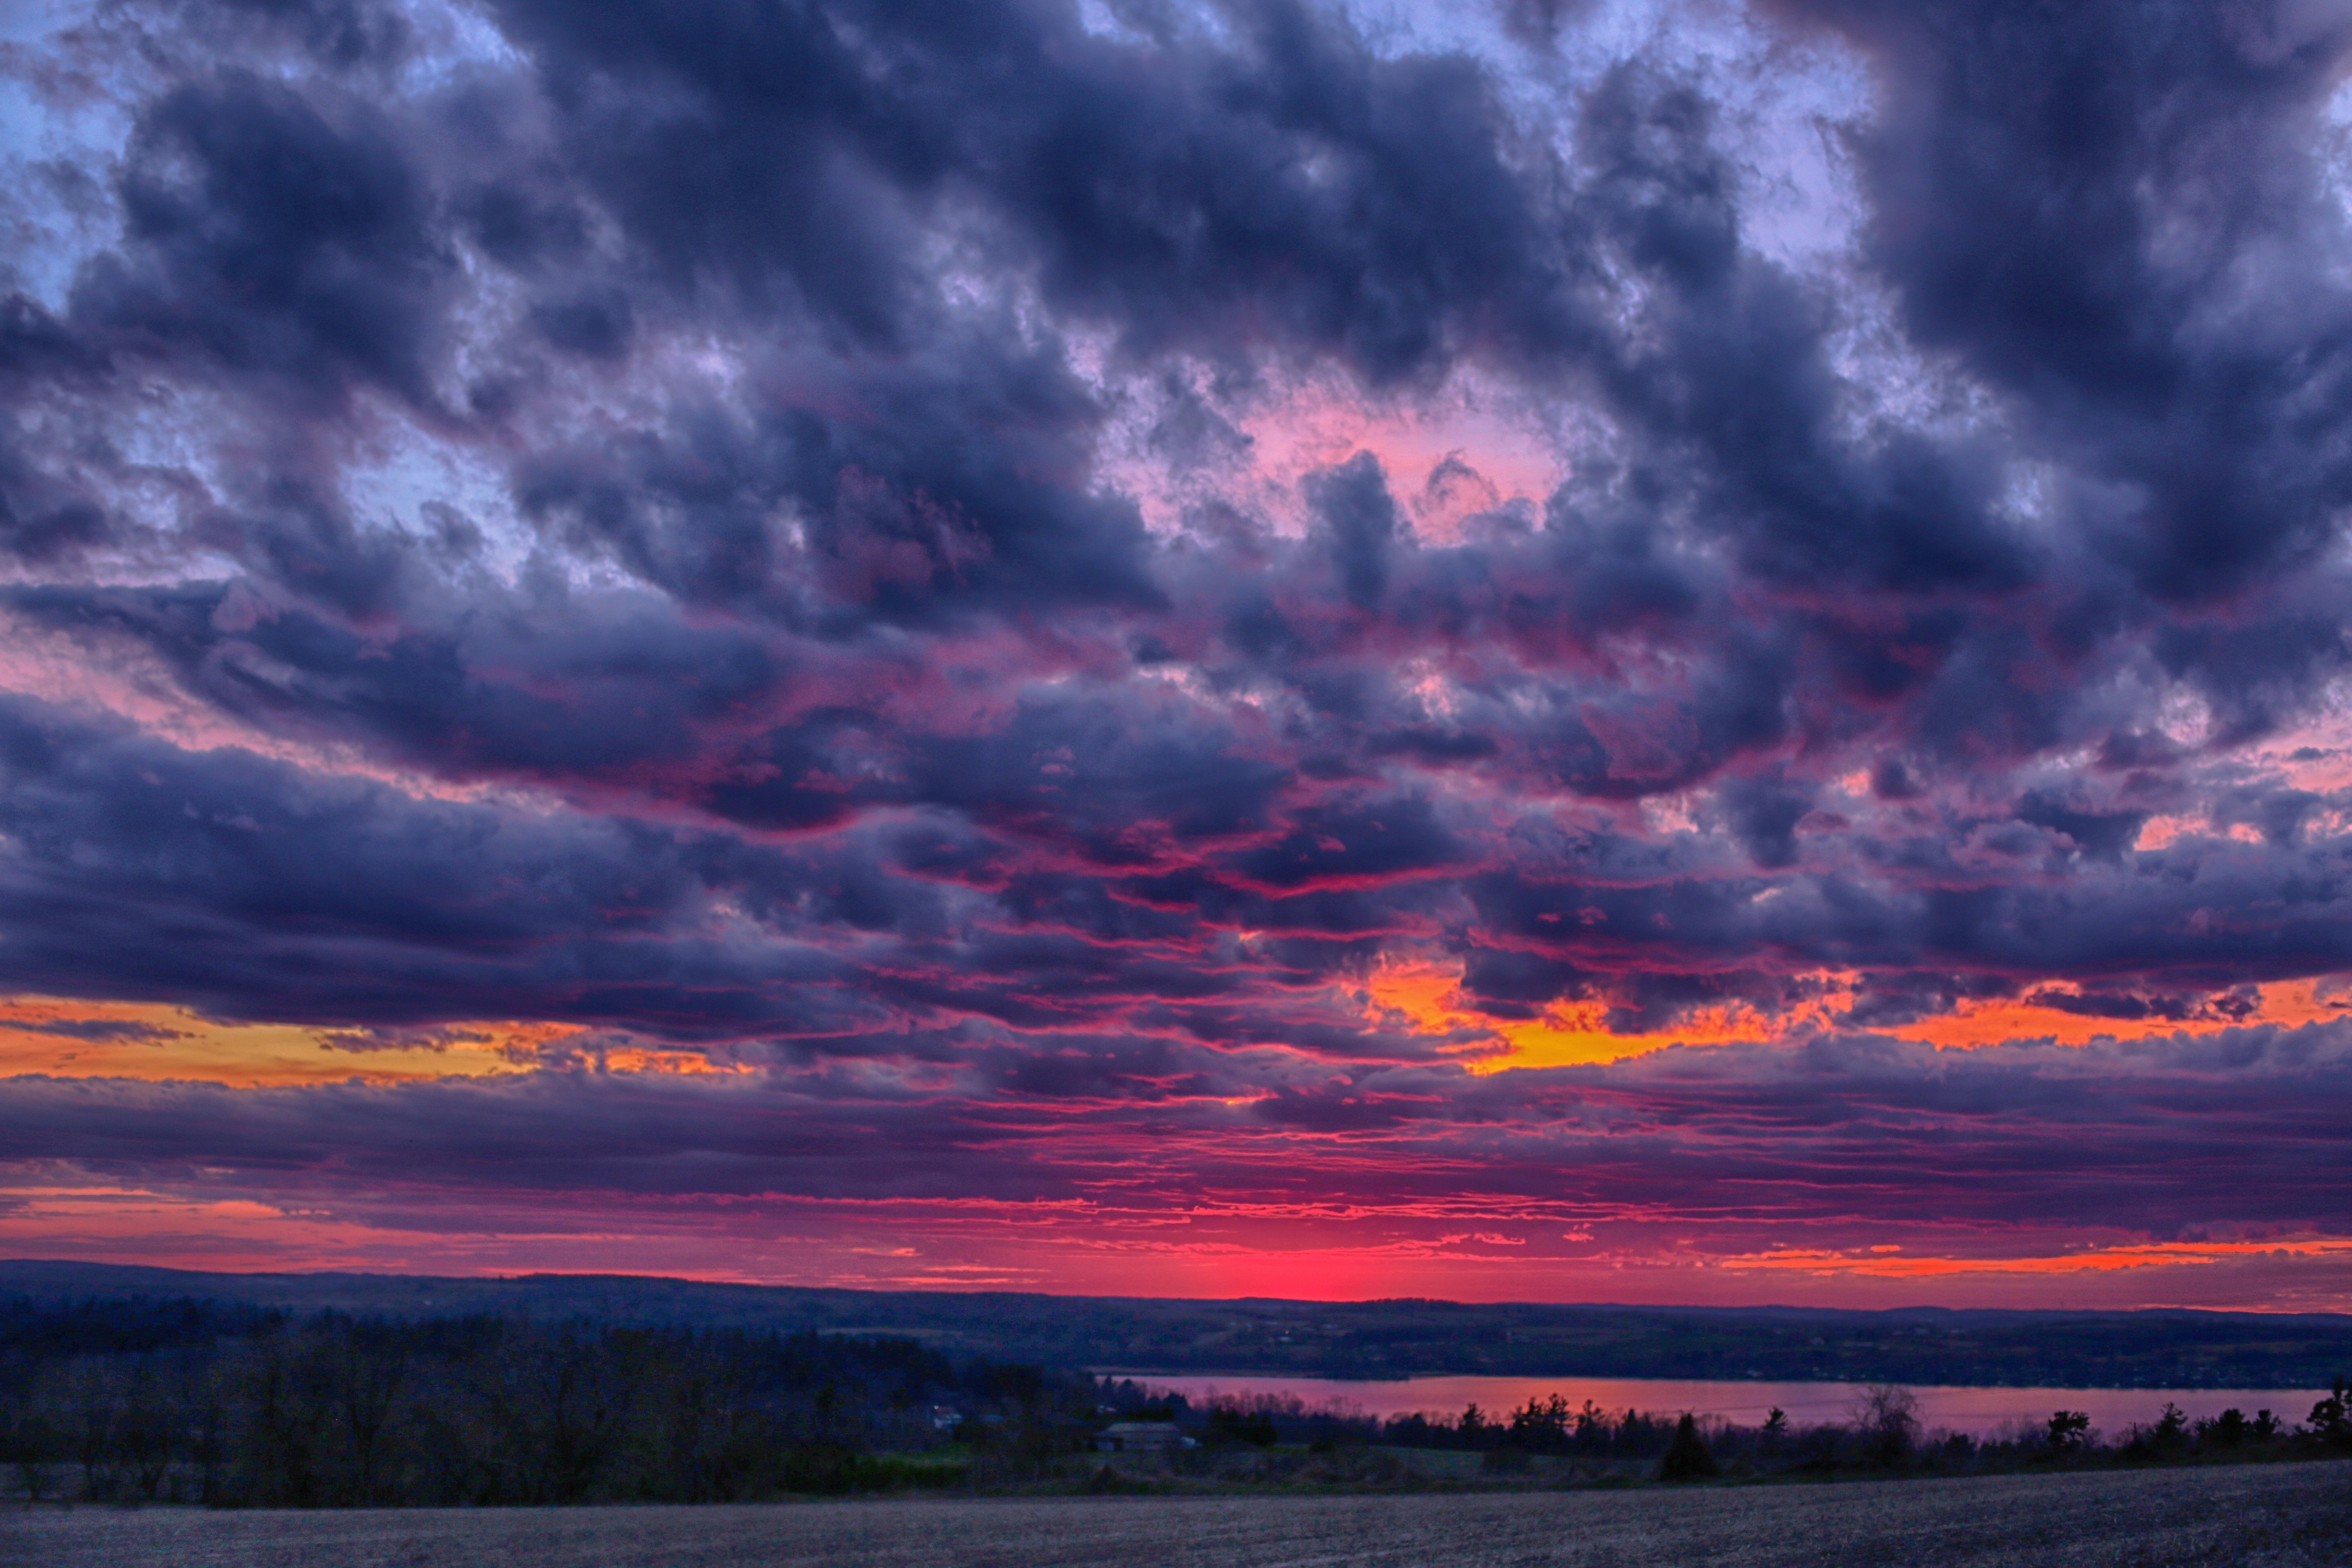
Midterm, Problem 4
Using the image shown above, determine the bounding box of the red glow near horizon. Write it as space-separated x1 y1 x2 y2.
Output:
6 0 2352 1320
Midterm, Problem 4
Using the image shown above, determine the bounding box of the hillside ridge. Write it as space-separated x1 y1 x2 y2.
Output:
5 1259 2347 1388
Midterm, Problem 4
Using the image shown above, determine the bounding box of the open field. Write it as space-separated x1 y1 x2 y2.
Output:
4 1462 2349 1568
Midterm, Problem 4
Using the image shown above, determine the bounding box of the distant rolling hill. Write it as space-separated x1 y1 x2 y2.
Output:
3 1258 2348 1389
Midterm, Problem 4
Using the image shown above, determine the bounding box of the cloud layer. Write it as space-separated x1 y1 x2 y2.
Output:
4 0 2352 1303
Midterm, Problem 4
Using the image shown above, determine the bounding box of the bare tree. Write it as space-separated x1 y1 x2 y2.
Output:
334 1327 406 1504
1 1405 60 1503
1850 1383 1919 1468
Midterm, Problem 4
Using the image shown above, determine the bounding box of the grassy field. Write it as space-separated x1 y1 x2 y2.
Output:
2 1461 2347 1567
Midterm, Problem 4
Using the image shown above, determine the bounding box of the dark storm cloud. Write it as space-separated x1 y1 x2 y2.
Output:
0 693 988 1039
1567 62 2036 599
1307 451 1404 610
1462 813 2352 1000
78 70 448 410
1513 1023 2352 1233
3 580 793 786
1719 768 1815 869
5 0 2352 1263
1 1018 186 1044
196 0 418 71
1 1020 2344 1236
0 690 1476 1055
509 338 1166 621
452 0 1606 390
1771 0 2352 602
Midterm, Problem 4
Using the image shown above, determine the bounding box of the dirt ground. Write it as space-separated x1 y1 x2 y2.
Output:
3 1459 2348 1568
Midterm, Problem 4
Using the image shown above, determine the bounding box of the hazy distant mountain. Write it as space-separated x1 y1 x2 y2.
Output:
4 1261 2346 1390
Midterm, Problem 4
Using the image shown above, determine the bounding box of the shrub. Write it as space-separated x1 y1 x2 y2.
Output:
1207 1407 1278 1448
1480 1445 1532 1475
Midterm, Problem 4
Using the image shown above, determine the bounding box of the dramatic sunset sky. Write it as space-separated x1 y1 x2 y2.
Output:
2 0 2351 1310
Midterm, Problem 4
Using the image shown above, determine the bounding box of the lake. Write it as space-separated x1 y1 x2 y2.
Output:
1117 1372 2329 1439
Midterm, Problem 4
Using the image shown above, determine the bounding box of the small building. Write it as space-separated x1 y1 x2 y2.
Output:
930 1406 962 1433
1095 1420 1195 1453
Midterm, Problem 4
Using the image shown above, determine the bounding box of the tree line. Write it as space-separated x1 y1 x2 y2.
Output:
1098 1376 2352 1481
0 1296 1094 1505
8 1297 2348 1506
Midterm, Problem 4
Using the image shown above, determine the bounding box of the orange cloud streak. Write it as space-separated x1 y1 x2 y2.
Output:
1722 1238 2352 1279
1363 960 2352 1066
1889 979 2350 1050
0 996 549 1085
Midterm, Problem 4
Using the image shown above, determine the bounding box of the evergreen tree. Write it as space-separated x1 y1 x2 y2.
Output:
1658 1412 1716 1482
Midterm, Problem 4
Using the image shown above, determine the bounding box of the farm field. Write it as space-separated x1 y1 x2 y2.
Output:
3 1461 2348 1568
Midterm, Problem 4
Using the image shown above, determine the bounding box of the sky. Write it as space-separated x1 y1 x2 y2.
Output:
2 0 2352 1312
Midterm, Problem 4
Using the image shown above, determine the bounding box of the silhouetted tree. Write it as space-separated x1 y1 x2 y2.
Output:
1458 1402 1490 1449
2122 1401 2191 1461
1506 1394 1571 1452
2152 1402 2189 1452
2195 1408 2248 1449
2045 1410 2091 1454
2310 1379 2352 1451
1572 1400 1612 1454
1657 1413 1716 1481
